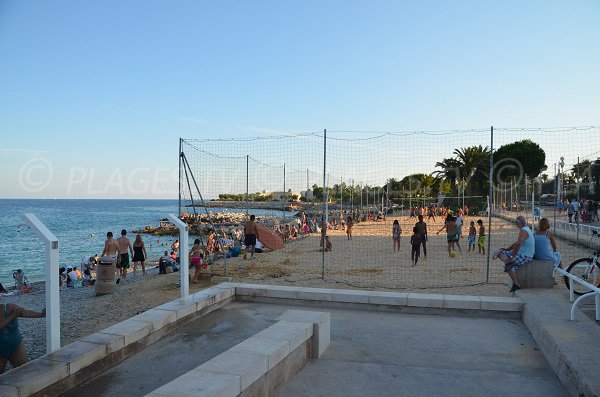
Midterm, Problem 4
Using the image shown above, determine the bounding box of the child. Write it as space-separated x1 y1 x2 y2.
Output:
468 221 476 252
346 216 353 240
322 235 332 252
392 220 402 252
410 227 422 266
477 219 486 255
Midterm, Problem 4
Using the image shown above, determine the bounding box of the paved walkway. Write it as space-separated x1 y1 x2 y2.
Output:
275 304 566 397
64 301 565 397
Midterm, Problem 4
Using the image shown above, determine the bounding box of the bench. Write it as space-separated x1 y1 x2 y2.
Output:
145 310 330 397
514 259 555 288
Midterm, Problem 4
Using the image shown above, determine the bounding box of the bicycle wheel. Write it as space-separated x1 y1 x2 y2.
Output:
565 258 600 295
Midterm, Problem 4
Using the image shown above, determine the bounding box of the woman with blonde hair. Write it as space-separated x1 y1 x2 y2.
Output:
533 218 561 268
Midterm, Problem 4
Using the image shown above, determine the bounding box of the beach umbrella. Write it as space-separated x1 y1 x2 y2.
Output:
255 224 284 250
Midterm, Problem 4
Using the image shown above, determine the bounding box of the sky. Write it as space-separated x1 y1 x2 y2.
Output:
0 0 599 198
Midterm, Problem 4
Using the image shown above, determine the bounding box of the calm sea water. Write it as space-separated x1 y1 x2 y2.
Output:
0 199 291 285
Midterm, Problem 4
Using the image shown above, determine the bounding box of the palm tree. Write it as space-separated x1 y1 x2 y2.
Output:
453 145 490 196
433 158 462 196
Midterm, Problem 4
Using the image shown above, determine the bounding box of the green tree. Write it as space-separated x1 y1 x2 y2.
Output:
494 139 546 179
433 158 462 196
453 145 490 196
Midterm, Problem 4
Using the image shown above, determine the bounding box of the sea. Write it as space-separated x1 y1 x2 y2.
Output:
0 199 294 286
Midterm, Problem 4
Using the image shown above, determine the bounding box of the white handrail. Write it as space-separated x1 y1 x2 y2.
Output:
555 266 600 321
554 219 600 236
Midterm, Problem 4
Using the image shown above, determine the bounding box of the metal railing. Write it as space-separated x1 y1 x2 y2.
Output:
554 266 600 321
554 219 600 236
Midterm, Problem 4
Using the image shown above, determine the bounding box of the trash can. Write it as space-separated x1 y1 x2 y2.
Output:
95 258 116 295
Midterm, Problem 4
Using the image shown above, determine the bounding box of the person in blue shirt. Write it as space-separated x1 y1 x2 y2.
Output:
533 218 561 268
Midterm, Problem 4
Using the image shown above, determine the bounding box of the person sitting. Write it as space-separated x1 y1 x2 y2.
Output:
0 303 46 373
67 267 84 288
533 218 561 268
159 251 174 274
13 270 30 294
320 235 332 252
493 215 535 292
58 267 68 289
80 257 94 277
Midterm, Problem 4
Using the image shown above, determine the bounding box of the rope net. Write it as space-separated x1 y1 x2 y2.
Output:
179 126 600 290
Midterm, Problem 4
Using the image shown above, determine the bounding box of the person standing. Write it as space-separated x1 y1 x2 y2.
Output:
567 199 574 223
0 303 46 373
190 238 205 283
101 231 119 281
117 229 133 283
414 215 428 258
437 215 461 256
427 205 436 222
410 227 422 266
392 219 401 252
455 212 464 239
468 221 477 252
319 217 328 250
102 231 119 258
346 216 353 240
132 234 148 276
243 215 259 260
477 219 486 255
571 198 580 223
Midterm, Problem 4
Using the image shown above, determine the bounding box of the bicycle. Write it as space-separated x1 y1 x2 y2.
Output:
564 248 600 295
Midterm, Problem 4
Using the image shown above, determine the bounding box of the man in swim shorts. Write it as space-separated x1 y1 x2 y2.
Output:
117 229 133 283
243 215 259 260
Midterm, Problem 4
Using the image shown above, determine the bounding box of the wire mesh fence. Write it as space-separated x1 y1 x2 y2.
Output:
178 126 600 290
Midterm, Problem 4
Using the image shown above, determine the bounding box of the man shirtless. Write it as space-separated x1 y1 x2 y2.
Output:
117 229 133 282
102 232 119 258
101 231 119 283
243 215 259 260
414 215 428 258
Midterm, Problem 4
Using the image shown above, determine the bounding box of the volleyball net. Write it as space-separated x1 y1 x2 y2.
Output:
179 126 600 290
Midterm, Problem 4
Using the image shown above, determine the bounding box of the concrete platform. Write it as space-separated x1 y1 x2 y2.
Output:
62 301 565 397
519 289 600 397
274 303 566 397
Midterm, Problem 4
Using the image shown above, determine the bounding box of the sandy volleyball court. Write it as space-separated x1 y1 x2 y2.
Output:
213 214 585 291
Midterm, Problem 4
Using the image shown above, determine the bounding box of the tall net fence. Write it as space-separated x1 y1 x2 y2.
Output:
179 126 600 290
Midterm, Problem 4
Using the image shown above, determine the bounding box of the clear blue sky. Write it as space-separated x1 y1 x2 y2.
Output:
1 0 598 198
